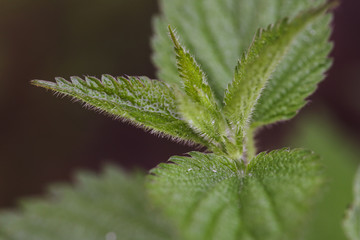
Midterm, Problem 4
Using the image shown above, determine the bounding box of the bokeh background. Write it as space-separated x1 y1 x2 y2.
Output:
0 1 359 236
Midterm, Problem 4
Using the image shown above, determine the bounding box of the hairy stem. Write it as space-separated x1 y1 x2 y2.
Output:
244 127 256 163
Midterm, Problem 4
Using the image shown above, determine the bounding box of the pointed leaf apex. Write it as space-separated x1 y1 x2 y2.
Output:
168 25 181 49
30 79 42 86
31 79 57 89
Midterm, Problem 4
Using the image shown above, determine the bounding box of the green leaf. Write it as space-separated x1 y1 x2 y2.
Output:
290 112 358 240
153 0 331 102
148 149 323 240
168 27 238 157
251 15 333 127
223 2 335 146
32 75 207 146
168 26 217 108
0 166 176 240
344 166 360 240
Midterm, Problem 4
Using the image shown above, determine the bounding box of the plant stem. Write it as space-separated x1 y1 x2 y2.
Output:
245 127 256 163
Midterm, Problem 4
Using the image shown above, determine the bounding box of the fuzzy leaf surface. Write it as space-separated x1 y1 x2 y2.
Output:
148 149 323 240
344 166 360 240
168 27 235 156
0 167 176 240
251 14 332 127
153 0 330 104
32 75 207 145
223 2 334 144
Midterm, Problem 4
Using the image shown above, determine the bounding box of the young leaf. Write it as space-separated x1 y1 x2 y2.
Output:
148 149 323 240
251 14 333 127
0 167 176 240
343 166 360 240
168 27 237 157
168 26 217 108
32 75 207 146
223 2 335 147
153 0 329 101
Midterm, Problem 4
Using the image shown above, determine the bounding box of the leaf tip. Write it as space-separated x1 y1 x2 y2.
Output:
31 79 55 89
30 79 41 86
167 25 181 49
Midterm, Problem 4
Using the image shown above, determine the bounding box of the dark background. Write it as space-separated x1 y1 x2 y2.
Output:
0 0 359 208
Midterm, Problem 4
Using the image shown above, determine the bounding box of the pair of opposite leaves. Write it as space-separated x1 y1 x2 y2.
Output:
33 1 335 163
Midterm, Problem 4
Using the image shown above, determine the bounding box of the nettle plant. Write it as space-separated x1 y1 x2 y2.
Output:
1 0 359 240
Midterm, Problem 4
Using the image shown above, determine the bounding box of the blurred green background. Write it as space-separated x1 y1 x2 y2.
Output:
0 0 359 239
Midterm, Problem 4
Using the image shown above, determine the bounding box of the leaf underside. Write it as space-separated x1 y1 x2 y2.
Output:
343 166 360 240
0 167 176 240
153 0 332 127
32 75 207 146
148 149 323 240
